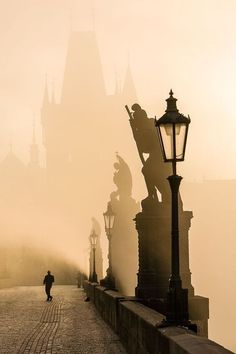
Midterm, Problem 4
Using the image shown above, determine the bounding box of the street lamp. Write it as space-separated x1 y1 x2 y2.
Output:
89 230 98 283
155 90 191 325
100 202 116 289
104 202 115 232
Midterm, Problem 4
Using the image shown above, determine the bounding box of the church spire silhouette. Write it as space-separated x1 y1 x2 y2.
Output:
9 141 13 154
42 76 49 107
123 62 137 102
114 67 121 96
41 76 50 128
29 121 39 168
51 79 56 104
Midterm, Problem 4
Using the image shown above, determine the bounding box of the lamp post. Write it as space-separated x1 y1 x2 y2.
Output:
155 90 190 325
89 230 98 283
100 202 116 289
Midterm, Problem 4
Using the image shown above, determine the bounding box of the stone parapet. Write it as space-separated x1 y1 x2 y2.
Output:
83 280 98 301
84 281 233 354
119 301 231 354
94 286 124 332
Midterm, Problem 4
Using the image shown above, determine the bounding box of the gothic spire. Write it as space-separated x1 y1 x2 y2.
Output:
42 75 49 107
114 68 121 96
51 78 56 104
122 62 137 102
29 121 39 168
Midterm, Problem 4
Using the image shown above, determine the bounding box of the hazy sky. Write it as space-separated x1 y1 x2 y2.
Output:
0 0 236 181
0 1 236 351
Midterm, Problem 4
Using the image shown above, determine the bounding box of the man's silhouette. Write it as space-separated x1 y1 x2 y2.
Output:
43 270 54 301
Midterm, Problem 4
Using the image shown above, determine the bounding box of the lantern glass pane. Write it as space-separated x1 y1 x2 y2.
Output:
159 123 188 161
109 215 115 229
90 232 97 246
175 123 187 160
160 124 174 160
104 214 109 229
104 213 115 230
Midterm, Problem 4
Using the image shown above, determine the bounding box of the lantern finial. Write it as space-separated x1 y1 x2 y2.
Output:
166 89 178 113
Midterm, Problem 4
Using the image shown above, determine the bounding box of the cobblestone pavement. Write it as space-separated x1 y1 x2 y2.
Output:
0 285 127 354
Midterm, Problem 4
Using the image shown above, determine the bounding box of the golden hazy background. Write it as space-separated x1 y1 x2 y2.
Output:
0 0 235 352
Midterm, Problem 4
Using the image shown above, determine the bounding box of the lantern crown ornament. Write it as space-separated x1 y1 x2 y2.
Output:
165 89 178 113
155 90 191 164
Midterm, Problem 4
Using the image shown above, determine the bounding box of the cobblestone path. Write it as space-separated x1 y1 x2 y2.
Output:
0 285 127 354
17 297 62 354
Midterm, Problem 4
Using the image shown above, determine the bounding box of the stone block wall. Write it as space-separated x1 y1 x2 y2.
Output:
83 281 233 354
94 285 124 332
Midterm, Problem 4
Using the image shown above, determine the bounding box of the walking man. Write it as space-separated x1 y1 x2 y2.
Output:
43 270 54 301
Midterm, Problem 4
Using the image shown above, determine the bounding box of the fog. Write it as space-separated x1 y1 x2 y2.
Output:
0 0 235 352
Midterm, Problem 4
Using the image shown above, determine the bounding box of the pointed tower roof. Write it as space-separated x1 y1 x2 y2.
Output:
51 78 56 104
1 148 25 172
29 121 39 168
61 31 106 106
114 68 121 96
32 121 36 144
42 76 49 107
122 64 137 102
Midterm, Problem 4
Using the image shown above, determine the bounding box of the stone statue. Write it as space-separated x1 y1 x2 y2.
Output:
125 103 171 211
106 153 139 295
110 153 132 201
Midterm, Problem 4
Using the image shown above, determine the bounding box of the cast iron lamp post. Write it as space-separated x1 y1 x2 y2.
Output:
89 230 98 283
155 90 190 325
100 202 116 289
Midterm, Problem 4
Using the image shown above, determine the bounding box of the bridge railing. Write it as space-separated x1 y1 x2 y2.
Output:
84 281 234 354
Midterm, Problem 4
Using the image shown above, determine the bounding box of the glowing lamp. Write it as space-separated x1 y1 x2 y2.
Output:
155 90 190 164
103 202 115 232
90 230 98 249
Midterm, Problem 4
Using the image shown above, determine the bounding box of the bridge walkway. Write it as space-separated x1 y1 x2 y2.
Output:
0 285 127 354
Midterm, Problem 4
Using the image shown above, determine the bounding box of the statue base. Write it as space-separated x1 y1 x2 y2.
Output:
134 204 208 337
134 203 194 299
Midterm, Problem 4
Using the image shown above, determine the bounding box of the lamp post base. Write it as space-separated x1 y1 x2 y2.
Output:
157 318 197 333
91 273 98 283
157 281 197 333
166 283 189 323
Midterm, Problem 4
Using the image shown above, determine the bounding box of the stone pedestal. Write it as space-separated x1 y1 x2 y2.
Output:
135 206 194 299
134 203 209 337
135 212 169 299
110 196 139 296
